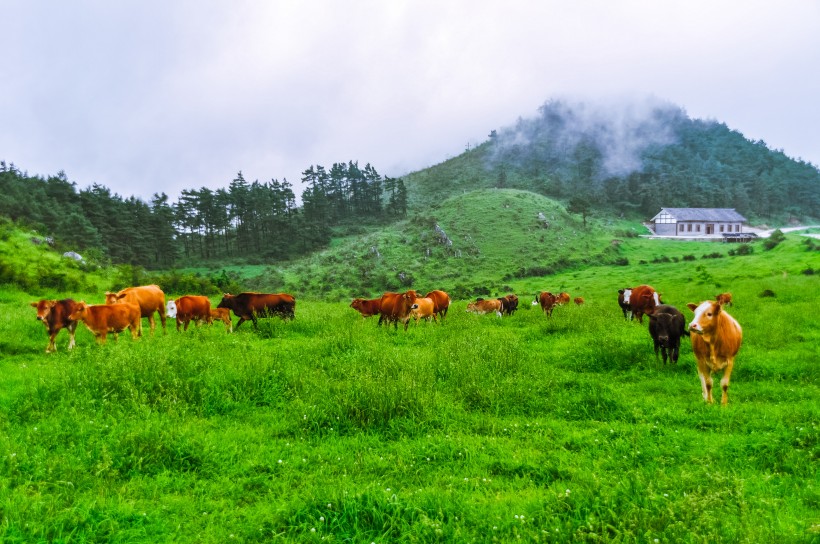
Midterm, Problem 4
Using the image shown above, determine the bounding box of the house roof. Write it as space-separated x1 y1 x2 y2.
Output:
653 208 747 222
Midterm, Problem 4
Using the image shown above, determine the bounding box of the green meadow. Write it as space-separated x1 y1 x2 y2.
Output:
1 229 818 542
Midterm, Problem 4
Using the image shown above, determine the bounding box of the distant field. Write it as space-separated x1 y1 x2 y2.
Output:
1 233 818 542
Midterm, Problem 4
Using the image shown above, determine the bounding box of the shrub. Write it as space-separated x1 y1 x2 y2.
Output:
763 229 786 250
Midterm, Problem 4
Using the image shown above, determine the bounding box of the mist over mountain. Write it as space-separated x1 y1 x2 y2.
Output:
407 97 820 221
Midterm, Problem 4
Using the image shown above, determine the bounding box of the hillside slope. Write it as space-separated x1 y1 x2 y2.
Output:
263 189 641 300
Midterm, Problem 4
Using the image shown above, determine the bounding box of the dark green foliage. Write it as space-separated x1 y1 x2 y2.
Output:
763 229 787 250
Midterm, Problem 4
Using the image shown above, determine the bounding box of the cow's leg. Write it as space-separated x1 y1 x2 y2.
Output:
183 318 190 331
47 331 58 353
697 366 714 403
159 309 167 331
234 317 247 330
720 360 734 406
147 315 155 335
67 323 77 350
176 318 182 332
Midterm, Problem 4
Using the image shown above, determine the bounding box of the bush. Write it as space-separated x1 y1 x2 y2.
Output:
728 244 754 256
763 229 786 250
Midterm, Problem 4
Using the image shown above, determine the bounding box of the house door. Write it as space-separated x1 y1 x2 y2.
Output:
706 224 714 235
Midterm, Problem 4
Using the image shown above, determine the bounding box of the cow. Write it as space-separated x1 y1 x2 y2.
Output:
716 292 733 307
217 292 296 330
556 292 571 306
532 292 559 317
574 297 585 306
424 290 451 320
209 307 233 332
68 301 141 344
105 284 166 335
411 297 438 324
166 295 211 332
350 297 382 318
377 290 419 330
629 285 661 324
617 288 633 320
687 300 743 405
30 298 79 353
467 298 503 317
498 294 519 315
647 304 687 365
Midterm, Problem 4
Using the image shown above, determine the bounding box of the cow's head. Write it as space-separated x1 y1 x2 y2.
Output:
620 288 632 302
68 302 89 322
687 301 720 335
31 300 57 322
217 294 235 309
166 300 178 318
402 290 419 310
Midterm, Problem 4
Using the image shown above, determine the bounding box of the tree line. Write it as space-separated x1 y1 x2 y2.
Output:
0 160 407 269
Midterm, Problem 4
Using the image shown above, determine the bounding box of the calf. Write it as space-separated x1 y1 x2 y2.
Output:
467 298 503 317
574 297 585 306
556 292 571 306
69 301 141 345
617 288 633 320
647 304 687 364
533 292 559 317
30 298 79 353
687 300 743 405
209 307 233 332
716 292 733 307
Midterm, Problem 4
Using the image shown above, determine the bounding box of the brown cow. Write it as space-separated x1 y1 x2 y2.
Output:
69 301 141 344
30 298 79 353
629 285 661 324
166 295 211 332
498 294 519 315
378 290 419 330
105 284 166 335
217 292 296 330
533 292 559 317
687 300 743 405
466 298 503 317
556 292 571 306
209 307 233 332
411 297 438 324
424 290 451 320
716 292 733 307
350 297 382 318
574 297 585 306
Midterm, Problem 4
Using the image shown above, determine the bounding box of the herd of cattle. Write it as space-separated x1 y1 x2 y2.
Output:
29 284 741 405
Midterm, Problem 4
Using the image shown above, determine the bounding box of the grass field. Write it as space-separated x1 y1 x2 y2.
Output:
1 234 818 542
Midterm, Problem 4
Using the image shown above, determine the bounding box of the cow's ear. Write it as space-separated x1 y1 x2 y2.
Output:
30 302 38 307
618 289 624 294
686 303 697 312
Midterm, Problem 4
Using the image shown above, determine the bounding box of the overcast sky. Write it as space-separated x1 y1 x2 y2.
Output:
2 1 818 202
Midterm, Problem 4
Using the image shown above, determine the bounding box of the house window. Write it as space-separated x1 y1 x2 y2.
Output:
735 225 740 232
687 224 692 232
720 224 725 232
679 224 684 232
696 225 701 232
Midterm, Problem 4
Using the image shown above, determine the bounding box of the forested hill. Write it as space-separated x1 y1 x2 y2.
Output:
404 98 820 222
2 98 818 270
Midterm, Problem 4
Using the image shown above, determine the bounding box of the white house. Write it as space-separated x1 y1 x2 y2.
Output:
651 208 747 237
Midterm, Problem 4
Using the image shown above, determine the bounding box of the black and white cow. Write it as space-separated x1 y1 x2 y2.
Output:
617 288 633 320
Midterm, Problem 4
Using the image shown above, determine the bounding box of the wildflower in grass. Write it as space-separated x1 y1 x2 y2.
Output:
311 528 316 533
